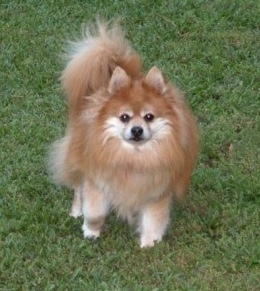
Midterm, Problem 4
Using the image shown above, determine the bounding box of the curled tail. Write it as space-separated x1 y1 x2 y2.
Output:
61 21 142 118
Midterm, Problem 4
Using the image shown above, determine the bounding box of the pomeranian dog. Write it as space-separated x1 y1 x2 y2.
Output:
49 21 198 248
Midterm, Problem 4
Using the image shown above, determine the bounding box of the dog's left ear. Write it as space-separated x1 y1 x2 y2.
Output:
145 66 167 95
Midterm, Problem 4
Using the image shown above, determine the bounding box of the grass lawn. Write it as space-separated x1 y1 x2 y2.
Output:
1 0 259 290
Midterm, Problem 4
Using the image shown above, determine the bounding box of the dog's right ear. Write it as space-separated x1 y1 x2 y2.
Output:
108 67 131 94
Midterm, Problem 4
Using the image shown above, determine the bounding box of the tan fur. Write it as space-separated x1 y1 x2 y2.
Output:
61 21 142 121
49 21 198 247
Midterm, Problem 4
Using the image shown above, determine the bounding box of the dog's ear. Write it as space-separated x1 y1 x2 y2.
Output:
108 67 131 94
145 66 167 95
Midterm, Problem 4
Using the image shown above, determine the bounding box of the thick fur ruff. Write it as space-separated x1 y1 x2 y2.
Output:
49 21 198 248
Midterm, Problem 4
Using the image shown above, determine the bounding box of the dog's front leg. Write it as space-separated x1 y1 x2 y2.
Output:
139 194 171 248
81 180 109 239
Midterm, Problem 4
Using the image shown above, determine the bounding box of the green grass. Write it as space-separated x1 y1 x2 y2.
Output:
1 0 259 290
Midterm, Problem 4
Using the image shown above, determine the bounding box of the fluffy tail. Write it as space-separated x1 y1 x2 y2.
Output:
61 21 142 119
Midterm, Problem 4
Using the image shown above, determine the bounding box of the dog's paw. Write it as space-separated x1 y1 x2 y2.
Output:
69 206 82 218
82 224 100 239
140 236 162 248
140 240 155 248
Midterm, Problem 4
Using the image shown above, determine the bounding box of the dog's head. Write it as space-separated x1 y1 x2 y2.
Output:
99 67 176 150
80 66 193 170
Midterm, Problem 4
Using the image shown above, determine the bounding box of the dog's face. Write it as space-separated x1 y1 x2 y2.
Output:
118 110 155 143
99 67 175 150
103 105 172 149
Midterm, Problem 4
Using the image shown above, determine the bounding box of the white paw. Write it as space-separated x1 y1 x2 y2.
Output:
82 224 100 239
140 236 162 248
69 206 82 218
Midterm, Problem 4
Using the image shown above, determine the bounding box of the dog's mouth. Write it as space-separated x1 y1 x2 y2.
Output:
130 136 144 142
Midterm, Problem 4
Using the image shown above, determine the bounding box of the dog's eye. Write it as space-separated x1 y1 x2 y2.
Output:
144 113 154 122
119 113 131 123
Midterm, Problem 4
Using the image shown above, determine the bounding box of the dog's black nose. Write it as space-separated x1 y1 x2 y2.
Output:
131 126 143 137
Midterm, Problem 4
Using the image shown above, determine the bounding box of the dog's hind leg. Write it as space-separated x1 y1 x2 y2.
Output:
69 185 83 218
